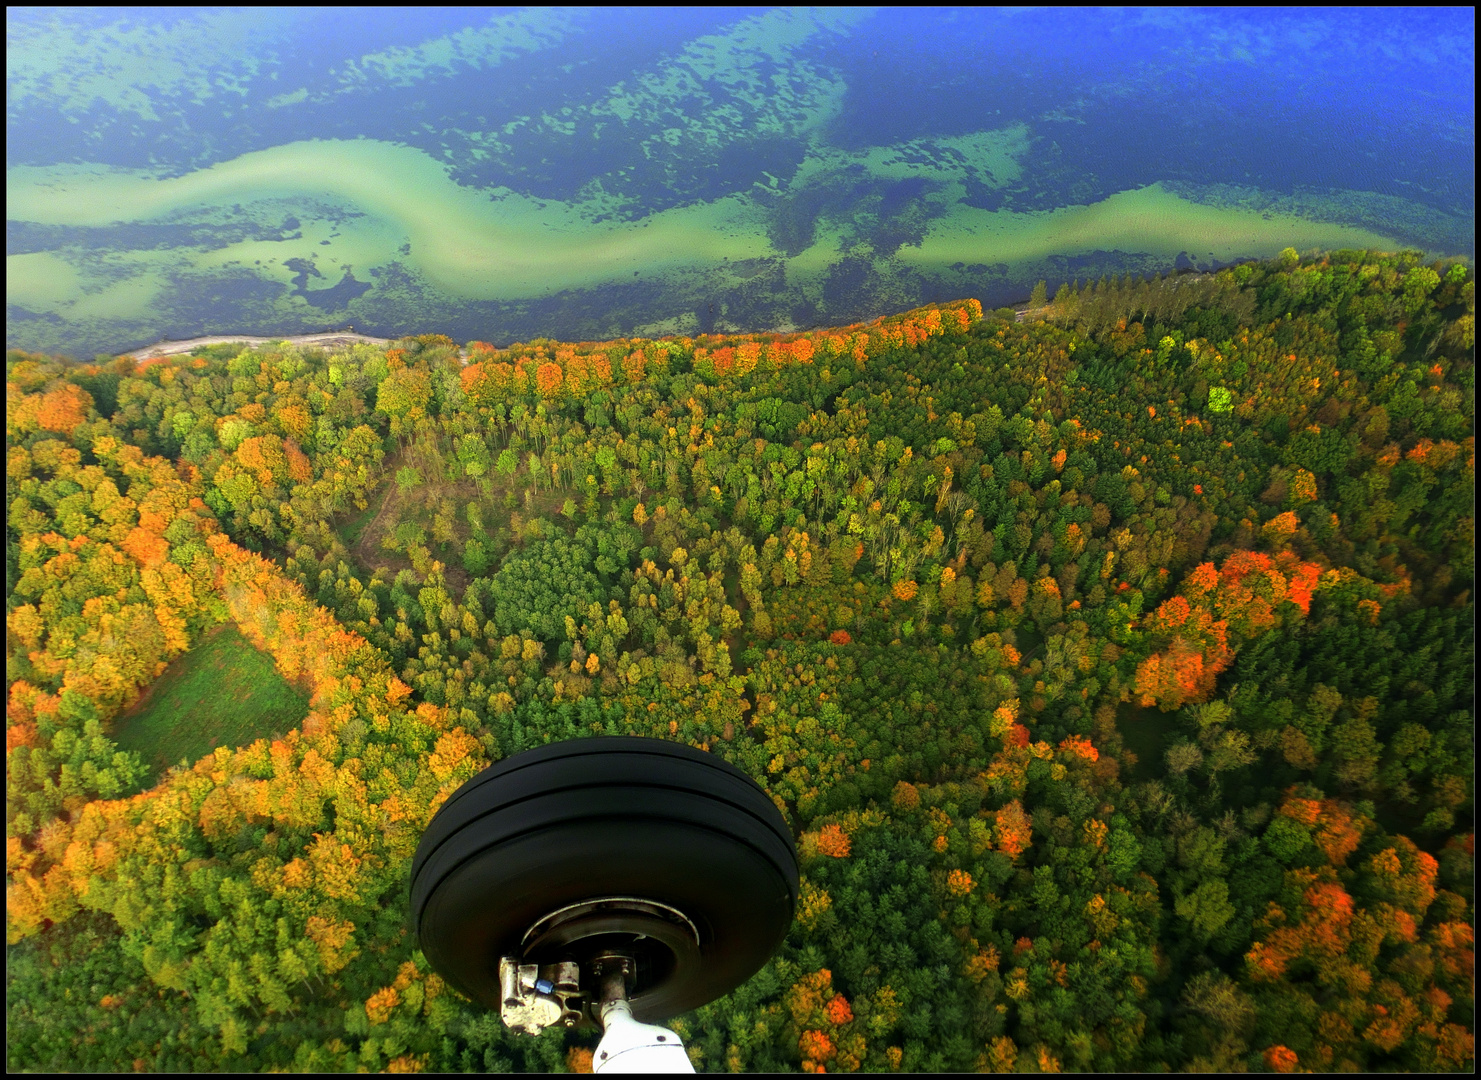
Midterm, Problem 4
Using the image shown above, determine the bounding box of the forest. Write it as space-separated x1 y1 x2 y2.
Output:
5 247 1474 1073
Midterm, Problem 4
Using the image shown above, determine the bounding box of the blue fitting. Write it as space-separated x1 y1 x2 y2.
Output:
534 978 554 995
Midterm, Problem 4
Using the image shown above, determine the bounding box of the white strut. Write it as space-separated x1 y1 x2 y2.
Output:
591 967 694 1074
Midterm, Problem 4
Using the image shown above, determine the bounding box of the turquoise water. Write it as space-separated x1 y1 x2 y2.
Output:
6 7 1474 358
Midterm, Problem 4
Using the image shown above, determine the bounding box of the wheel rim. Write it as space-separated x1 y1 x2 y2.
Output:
521 897 701 1008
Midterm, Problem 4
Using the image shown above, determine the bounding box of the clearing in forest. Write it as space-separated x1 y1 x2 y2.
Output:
110 626 310 784
339 440 573 596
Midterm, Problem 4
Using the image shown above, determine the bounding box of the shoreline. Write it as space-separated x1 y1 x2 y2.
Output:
123 331 395 360
117 266 1232 359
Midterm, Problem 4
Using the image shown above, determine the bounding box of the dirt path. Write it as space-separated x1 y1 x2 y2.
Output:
350 457 404 569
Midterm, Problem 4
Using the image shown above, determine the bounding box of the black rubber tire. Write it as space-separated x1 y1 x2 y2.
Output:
411 737 798 1022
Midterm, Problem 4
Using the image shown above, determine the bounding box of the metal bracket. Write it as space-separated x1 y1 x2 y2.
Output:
498 956 585 1035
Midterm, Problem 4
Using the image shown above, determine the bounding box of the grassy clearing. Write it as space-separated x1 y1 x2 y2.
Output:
341 450 573 596
110 625 309 783
336 489 384 548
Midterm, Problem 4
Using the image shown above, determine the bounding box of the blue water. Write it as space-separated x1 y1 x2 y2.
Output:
6 7 1474 358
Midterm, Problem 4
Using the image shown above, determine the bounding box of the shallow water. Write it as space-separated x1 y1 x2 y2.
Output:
6 7 1474 358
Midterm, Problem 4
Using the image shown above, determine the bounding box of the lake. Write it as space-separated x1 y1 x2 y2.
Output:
6 6 1474 359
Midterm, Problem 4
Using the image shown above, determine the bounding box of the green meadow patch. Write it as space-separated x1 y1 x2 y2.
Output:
110 625 310 783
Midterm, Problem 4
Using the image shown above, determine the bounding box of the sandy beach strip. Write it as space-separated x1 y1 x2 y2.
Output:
122 331 394 360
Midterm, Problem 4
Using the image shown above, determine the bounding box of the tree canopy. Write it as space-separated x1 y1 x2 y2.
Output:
7 251 1474 1073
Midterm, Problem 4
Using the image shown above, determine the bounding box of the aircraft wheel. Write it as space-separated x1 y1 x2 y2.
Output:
411 737 797 1021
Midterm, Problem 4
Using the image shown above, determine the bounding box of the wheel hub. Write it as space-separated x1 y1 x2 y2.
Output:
500 897 701 1034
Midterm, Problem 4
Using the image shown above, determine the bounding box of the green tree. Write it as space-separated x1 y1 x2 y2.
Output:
1174 878 1235 941
463 537 489 576
375 367 432 435
396 465 423 492
488 534 606 642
